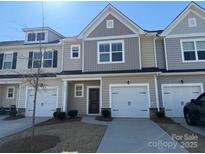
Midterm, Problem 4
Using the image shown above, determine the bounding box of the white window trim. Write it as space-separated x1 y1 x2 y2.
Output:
180 38 205 63
6 87 15 99
70 44 81 59
74 84 84 97
106 20 114 29
2 52 13 70
32 50 54 68
97 40 125 64
25 30 48 43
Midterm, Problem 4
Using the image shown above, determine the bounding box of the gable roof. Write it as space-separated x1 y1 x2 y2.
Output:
78 3 145 39
160 2 205 37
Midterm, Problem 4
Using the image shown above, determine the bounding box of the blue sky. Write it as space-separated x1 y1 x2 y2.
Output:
0 1 205 41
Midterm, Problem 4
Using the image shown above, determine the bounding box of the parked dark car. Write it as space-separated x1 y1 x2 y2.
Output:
184 92 205 125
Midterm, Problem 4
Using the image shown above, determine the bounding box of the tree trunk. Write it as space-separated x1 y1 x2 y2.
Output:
32 72 39 137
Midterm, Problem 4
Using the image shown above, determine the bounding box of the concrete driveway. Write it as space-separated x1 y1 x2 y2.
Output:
97 118 187 153
0 116 49 138
172 117 205 137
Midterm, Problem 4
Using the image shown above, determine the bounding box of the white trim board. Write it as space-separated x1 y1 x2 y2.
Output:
86 86 100 115
84 34 139 41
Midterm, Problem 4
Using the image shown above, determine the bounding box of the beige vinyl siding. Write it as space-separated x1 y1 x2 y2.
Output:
165 37 205 70
155 38 166 69
0 45 62 75
84 37 140 72
169 11 205 35
68 80 100 114
102 75 157 109
18 79 62 109
141 36 156 68
88 14 135 38
158 75 205 108
0 84 18 108
62 39 82 71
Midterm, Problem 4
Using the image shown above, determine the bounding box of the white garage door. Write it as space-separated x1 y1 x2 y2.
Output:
26 88 57 117
111 85 150 118
162 85 202 117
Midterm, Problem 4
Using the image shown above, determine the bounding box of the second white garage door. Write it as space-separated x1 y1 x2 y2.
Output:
111 85 150 118
162 84 202 117
26 88 57 117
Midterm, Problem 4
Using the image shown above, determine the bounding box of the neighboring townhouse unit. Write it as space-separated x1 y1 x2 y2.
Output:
0 2 205 118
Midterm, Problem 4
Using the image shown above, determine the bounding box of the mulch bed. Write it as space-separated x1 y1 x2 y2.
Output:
0 135 60 153
36 117 82 126
95 116 113 121
151 117 178 124
3 115 25 121
153 117 205 153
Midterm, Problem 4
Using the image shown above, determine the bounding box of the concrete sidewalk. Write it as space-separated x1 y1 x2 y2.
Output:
97 118 187 153
0 116 50 138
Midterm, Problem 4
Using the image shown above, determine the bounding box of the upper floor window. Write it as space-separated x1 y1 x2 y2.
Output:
27 31 46 42
70 45 80 59
28 33 36 42
37 32 45 41
97 40 124 64
43 51 53 67
28 50 57 69
181 39 205 62
106 20 114 29
3 53 13 69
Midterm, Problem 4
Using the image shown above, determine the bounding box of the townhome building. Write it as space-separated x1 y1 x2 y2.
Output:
0 2 205 118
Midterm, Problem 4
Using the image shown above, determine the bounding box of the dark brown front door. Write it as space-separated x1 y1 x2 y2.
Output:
89 88 100 114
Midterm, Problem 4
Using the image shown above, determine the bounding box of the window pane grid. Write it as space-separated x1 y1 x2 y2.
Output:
99 41 123 63
183 40 205 61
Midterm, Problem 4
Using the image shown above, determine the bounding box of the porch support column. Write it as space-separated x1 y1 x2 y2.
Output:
62 80 68 112
154 75 160 111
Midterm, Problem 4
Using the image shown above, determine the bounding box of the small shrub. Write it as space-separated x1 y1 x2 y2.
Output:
0 107 6 115
102 109 111 118
53 112 58 118
9 105 17 117
68 110 78 119
156 111 165 118
57 112 66 120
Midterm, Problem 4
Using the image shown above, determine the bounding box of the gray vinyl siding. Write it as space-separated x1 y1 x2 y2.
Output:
102 75 157 109
88 14 135 38
63 40 82 71
155 38 166 69
166 37 205 70
141 37 156 68
68 80 100 114
158 75 205 108
169 11 205 35
48 31 62 42
84 37 140 72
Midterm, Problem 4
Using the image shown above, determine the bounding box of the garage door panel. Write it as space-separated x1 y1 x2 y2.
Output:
26 89 57 117
163 85 202 117
111 86 149 118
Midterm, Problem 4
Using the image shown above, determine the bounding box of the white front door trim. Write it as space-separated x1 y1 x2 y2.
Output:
161 83 204 109
86 86 100 115
109 83 151 108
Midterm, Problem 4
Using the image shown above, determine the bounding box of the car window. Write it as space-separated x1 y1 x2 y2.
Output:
197 95 205 104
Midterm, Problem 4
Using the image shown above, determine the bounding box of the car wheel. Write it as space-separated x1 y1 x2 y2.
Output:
184 111 196 125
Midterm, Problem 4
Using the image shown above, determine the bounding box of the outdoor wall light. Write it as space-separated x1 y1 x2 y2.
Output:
180 80 184 84
127 80 130 85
